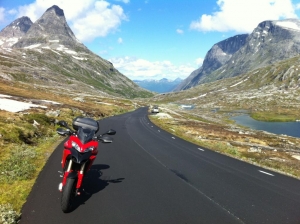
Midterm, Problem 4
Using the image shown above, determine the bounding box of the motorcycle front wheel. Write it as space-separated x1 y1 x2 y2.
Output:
61 178 76 213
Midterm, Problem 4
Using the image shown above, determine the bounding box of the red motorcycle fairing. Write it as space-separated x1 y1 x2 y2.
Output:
62 135 98 169
61 135 99 189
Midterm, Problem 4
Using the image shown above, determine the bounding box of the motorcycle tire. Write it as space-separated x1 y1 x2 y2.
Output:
61 178 76 213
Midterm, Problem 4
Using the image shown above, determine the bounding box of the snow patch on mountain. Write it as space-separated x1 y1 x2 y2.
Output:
24 43 41 49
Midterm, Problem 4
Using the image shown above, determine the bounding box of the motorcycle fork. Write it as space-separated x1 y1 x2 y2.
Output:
62 160 73 186
76 162 86 189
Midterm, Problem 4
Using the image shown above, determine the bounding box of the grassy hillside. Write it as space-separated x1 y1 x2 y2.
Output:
0 48 153 99
154 55 300 121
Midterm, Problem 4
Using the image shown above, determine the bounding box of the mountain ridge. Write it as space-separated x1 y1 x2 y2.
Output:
134 78 182 93
13 5 85 50
176 18 300 91
0 5 153 99
174 34 248 91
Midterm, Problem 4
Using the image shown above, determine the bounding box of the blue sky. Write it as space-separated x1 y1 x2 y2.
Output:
1 0 300 80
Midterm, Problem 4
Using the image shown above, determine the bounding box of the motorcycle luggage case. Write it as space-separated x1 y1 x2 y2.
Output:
72 117 99 132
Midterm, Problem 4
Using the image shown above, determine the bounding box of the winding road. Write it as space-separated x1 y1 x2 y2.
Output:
20 107 300 223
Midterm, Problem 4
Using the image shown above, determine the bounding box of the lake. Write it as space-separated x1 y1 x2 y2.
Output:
231 115 300 138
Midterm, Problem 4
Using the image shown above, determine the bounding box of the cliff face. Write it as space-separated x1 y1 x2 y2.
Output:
176 19 300 91
212 19 300 82
174 34 248 91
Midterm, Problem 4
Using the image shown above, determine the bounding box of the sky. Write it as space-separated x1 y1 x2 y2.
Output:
0 0 300 81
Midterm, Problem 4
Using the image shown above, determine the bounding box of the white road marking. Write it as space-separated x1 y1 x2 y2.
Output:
158 130 160 132
198 148 205 151
151 126 153 127
172 137 175 139
259 170 274 176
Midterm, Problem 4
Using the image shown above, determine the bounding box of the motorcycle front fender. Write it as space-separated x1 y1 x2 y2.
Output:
67 172 78 179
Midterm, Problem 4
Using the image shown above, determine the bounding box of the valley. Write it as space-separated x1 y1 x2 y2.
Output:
1 4 300 223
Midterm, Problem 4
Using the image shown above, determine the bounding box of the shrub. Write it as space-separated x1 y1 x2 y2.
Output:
0 203 20 224
0 145 37 183
23 114 51 126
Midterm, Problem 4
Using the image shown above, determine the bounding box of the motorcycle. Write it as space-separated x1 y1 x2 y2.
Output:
56 117 116 213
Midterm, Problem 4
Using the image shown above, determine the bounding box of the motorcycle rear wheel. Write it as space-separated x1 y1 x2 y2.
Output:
61 178 76 213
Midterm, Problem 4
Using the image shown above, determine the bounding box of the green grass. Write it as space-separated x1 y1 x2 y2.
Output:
251 112 299 122
0 145 37 183
149 111 300 179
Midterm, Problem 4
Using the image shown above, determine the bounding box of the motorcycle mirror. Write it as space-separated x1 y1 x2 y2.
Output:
58 120 68 127
98 136 113 143
56 127 71 136
106 129 116 135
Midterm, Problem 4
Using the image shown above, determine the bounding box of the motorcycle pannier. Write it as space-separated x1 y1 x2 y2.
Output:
72 117 99 132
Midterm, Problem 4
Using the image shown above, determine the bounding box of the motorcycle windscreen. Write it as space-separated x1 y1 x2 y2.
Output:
77 127 96 144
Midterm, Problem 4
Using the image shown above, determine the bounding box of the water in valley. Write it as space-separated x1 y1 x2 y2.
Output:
231 114 300 138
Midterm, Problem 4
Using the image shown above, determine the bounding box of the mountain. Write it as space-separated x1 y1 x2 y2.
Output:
176 18 300 91
0 16 33 48
174 34 248 91
209 19 300 82
154 54 300 115
13 5 85 50
134 78 182 93
0 5 152 99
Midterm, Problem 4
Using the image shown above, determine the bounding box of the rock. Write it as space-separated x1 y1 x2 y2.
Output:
269 157 286 162
33 120 40 127
292 155 300 160
73 97 84 102
248 147 262 153
46 110 60 117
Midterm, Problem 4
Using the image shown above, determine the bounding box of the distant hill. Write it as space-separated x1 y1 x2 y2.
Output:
134 78 182 93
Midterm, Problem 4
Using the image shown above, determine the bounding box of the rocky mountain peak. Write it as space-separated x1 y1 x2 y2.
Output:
0 16 33 47
13 5 84 50
211 18 300 81
0 5 153 99
46 5 64 16
174 34 248 91
175 18 300 91
0 16 32 37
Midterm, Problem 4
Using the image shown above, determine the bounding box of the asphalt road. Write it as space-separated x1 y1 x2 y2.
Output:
20 107 300 224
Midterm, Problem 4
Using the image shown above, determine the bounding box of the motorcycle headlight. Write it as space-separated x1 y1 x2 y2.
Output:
84 147 94 153
72 142 94 153
72 141 81 152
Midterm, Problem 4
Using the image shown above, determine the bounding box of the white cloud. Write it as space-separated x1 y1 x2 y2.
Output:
196 57 204 67
14 0 127 42
190 0 298 33
8 9 17 15
176 29 184 34
72 2 127 41
109 56 196 80
118 37 123 44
